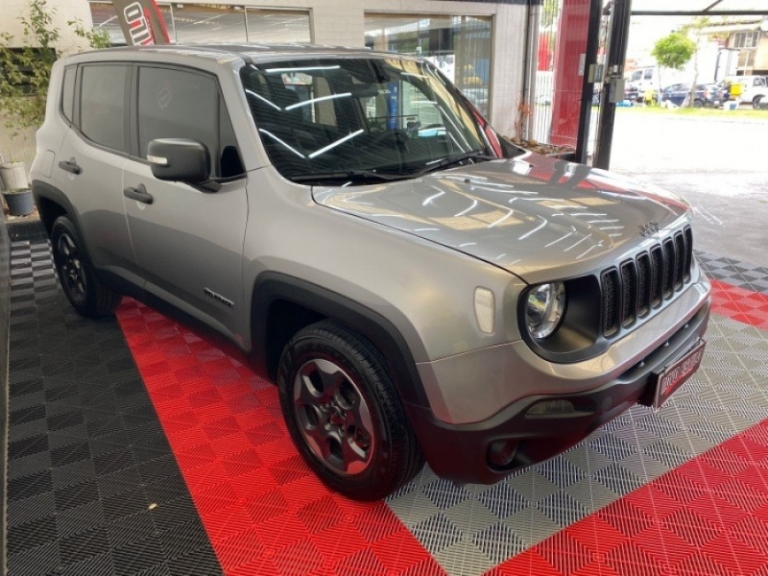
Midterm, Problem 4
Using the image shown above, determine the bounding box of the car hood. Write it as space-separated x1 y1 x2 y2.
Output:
312 152 692 284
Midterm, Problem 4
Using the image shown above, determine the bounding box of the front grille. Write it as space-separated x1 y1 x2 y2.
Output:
601 225 694 338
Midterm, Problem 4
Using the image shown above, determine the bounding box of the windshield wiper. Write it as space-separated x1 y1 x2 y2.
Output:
290 170 408 184
413 150 496 177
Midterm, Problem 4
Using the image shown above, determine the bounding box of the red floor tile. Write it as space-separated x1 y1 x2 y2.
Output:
117 299 444 576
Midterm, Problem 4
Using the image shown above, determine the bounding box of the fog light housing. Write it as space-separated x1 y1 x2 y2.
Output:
487 439 518 469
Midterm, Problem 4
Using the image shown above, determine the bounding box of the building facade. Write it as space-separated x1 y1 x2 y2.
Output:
1 0 533 138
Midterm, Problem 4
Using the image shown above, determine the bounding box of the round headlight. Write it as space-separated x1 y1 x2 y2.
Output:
525 282 566 339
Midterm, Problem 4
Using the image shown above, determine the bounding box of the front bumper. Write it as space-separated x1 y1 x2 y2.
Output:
406 285 711 485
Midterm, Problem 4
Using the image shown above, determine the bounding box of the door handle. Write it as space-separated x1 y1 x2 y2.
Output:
58 158 81 175
123 184 154 205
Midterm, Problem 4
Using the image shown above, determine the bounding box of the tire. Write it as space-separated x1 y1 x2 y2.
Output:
755 95 765 110
693 99 703 108
277 320 424 500
51 215 122 318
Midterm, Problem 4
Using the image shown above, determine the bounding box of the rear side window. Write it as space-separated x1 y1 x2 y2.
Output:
61 66 76 123
138 67 218 174
80 65 128 151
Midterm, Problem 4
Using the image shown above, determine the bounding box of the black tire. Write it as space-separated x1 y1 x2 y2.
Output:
755 95 765 110
277 320 424 500
693 99 703 108
51 215 122 318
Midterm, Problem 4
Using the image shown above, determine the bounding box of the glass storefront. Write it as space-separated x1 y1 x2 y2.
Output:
364 14 492 116
88 2 311 45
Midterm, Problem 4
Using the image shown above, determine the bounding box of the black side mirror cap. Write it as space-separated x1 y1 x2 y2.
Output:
147 138 218 190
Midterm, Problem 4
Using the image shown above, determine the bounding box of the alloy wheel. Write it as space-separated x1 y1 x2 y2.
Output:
57 232 87 303
292 358 375 475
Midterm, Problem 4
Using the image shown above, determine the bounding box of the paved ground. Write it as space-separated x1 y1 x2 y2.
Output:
608 110 768 267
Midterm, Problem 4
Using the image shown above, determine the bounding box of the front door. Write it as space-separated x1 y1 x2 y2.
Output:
122 65 248 342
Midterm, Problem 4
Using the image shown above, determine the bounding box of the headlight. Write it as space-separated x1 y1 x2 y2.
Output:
525 282 566 339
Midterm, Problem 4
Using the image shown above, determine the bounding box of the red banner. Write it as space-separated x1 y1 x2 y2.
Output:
112 0 170 46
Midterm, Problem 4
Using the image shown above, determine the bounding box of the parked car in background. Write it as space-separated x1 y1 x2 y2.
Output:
626 66 659 98
624 83 640 103
660 83 720 108
723 75 768 107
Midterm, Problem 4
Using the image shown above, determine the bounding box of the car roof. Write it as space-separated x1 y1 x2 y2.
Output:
68 43 411 67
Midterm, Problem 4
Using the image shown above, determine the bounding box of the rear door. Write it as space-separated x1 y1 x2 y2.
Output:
53 63 139 281
122 64 249 341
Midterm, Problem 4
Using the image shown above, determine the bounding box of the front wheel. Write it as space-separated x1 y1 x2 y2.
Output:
277 320 424 500
51 215 122 317
755 95 765 110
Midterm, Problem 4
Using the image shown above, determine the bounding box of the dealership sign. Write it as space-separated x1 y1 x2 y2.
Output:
112 0 170 45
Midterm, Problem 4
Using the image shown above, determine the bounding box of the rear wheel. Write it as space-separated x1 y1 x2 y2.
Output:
51 216 122 317
693 99 703 108
755 95 765 110
277 320 424 500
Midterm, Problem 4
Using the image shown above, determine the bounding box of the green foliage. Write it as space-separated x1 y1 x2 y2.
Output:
69 18 111 50
651 31 696 72
0 0 109 138
541 0 560 29
0 0 59 136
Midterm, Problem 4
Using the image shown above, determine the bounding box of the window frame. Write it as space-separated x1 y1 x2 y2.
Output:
72 62 132 156
131 63 245 181
76 62 132 154
60 65 78 125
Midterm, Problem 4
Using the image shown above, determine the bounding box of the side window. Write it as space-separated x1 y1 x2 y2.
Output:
138 67 218 175
61 66 76 123
80 65 128 151
219 95 244 178
643 69 653 80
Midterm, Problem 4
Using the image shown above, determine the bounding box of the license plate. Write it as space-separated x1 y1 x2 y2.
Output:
651 340 706 410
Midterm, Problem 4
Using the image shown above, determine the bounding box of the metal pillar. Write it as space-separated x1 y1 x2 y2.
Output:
593 0 633 170
575 0 603 164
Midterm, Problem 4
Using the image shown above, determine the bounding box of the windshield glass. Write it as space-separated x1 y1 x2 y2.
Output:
240 57 489 185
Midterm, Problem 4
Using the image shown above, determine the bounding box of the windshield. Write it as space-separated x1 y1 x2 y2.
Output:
240 57 490 185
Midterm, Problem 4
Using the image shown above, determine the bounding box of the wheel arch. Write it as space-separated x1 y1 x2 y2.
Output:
250 272 429 408
32 180 80 237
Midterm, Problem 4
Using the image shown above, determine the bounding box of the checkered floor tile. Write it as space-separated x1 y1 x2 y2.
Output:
6 226 768 576
7 239 222 576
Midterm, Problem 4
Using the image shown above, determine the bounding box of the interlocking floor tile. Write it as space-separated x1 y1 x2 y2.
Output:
6 236 221 576
8 228 768 575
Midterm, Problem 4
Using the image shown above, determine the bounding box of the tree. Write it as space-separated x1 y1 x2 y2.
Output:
681 17 710 109
541 0 560 29
652 31 696 72
0 0 109 138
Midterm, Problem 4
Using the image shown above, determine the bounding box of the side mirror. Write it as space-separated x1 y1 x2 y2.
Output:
147 139 218 190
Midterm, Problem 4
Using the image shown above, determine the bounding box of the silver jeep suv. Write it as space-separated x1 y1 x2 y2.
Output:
31 45 711 500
